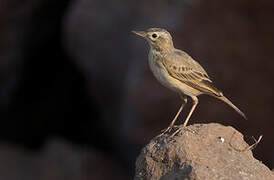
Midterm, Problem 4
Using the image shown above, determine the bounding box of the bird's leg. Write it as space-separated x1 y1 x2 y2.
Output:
183 96 198 127
171 96 198 137
169 96 188 128
160 96 187 135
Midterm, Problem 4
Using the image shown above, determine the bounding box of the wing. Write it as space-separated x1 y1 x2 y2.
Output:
163 49 223 97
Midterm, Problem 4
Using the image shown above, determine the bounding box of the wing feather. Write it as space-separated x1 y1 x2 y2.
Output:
163 49 222 96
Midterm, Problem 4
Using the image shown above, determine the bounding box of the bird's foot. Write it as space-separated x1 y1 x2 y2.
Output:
171 126 197 137
158 125 179 137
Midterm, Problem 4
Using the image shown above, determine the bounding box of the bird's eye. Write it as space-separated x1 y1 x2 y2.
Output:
152 33 158 38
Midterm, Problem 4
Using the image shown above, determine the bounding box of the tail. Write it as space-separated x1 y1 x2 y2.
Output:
217 96 247 119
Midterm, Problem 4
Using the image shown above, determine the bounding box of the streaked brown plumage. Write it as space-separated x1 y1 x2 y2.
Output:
132 28 246 134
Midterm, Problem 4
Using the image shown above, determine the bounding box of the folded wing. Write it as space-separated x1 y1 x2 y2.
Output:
163 49 223 97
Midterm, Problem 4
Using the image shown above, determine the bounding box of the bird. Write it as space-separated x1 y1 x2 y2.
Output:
132 28 246 134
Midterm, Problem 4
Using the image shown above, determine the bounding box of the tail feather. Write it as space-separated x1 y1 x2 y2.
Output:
217 96 247 119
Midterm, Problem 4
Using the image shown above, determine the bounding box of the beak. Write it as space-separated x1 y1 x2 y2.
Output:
132 30 146 37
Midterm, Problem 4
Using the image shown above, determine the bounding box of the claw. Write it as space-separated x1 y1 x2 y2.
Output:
171 126 197 137
158 125 180 137
159 126 172 137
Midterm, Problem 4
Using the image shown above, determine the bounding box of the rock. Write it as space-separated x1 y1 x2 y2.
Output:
134 123 273 180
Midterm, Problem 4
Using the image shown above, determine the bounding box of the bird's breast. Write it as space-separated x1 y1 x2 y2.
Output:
148 52 177 90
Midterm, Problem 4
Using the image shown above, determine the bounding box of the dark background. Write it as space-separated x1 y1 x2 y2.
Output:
0 0 273 179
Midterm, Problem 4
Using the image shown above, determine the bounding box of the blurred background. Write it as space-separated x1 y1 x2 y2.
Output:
0 0 273 179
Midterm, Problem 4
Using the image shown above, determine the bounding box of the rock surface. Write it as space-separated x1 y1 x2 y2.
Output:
134 123 273 180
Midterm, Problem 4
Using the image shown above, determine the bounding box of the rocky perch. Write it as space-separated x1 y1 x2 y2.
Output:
134 123 273 180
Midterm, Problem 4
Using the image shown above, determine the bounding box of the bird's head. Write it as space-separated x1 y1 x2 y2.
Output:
132 28 174 52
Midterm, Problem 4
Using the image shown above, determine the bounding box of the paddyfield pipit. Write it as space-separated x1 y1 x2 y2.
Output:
132 28 246 134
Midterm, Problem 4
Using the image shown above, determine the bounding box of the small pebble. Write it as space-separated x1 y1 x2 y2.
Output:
218 136 225 143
